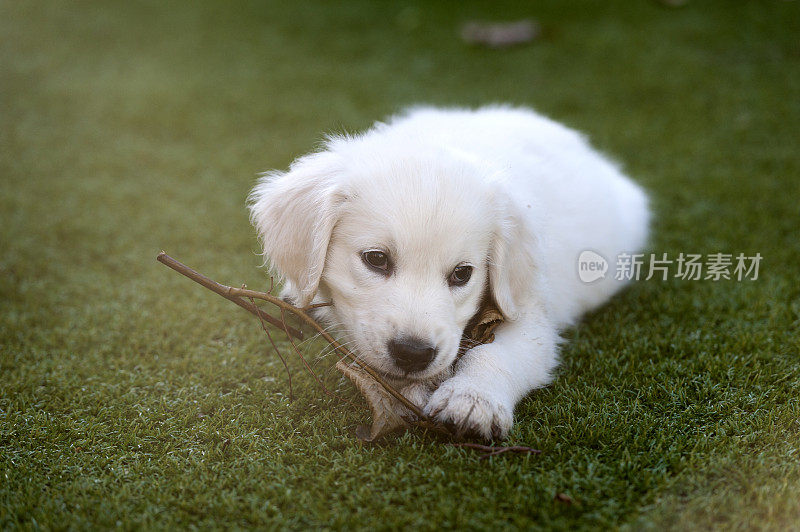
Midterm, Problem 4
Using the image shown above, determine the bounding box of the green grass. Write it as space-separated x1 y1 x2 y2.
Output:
2 0 799 529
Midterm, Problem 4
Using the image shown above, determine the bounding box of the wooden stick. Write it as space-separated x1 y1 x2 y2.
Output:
156 252 429 422
156 251 303 340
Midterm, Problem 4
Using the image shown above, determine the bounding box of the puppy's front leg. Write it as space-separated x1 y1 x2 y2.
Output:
424 306 559 440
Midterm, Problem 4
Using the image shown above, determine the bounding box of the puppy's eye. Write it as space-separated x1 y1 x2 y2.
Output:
361 250 391 274
448 265 473 287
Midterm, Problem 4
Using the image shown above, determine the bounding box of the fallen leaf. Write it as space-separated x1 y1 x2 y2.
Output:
463 295 504 346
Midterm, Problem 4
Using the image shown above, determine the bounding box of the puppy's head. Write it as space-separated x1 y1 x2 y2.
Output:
249 137 536 380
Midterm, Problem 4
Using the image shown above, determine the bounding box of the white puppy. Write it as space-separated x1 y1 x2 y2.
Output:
249 106 649 439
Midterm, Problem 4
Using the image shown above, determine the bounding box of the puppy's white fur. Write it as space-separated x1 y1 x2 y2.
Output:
249 106 649 439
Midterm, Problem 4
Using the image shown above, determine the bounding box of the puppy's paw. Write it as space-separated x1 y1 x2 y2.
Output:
423 378 512 440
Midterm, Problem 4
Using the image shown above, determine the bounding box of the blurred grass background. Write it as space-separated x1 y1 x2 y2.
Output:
2 0 799 529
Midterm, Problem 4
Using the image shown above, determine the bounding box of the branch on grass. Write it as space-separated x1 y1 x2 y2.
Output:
156 251 430 426
156 252 303 340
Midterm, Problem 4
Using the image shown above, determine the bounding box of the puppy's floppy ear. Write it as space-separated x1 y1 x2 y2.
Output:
488 193 539 321
248 151 345 307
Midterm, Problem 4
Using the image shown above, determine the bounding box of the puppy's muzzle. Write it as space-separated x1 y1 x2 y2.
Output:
388 337 437 373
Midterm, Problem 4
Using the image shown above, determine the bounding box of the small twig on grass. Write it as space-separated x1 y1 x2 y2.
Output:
449 442 542 460
156 252 303 340
156 252 429 422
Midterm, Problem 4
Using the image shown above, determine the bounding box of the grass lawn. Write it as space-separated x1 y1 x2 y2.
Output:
2 0 799 529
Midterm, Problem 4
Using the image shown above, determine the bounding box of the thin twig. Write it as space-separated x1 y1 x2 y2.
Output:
156 252 429 422
156 252 302 340
449 442 542 459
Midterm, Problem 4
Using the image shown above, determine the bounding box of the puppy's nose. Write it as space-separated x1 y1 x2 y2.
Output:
388 337 437 373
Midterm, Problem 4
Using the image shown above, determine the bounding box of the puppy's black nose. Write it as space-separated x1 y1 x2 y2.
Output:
388 337 437 373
